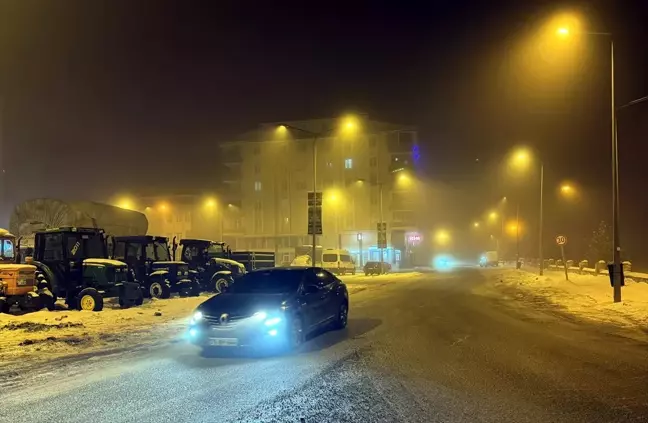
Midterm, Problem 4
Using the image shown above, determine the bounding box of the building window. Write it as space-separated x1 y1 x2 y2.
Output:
254 163 261 174
344 158 353 169
296 181 307 190
326 161 333 168
369 157 377 167
254 181 262 191
253 145 260 155
369 136 377 148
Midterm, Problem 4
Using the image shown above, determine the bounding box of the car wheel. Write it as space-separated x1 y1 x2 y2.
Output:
288 316 304 351
334 301 348 329
77 288 104 311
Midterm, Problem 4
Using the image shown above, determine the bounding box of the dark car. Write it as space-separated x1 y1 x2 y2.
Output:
187 267 349 352
363 261 391 276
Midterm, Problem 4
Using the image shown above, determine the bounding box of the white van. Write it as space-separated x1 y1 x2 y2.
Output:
321 249 356 275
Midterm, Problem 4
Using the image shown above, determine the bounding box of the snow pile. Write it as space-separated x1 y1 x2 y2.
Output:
494 269 648 329
0 294 210 367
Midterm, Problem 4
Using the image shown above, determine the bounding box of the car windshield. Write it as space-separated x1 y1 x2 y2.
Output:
228 270 303 294
154 241 170 260
322 253 337 262
0 238 14 259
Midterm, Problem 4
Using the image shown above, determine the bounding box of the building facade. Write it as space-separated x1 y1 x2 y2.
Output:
220 117 420 266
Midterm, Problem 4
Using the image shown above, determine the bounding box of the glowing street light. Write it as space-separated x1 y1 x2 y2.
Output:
435 229 451 246
116 198 133 210
473 222 480 228
488 211 498 222
560 184 573 194
557 27 569 36
204 198 216 208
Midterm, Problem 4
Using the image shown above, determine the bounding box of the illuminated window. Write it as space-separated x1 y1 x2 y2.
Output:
254 181 262 191
344 158 353 169
369 157 377 167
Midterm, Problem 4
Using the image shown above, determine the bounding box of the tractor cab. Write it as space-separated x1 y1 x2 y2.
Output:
112 235 200 298
178 239 243 293
32 227 142 311
0 229 40 313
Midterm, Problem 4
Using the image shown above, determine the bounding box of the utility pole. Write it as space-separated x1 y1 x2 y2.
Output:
311 136 318 266
516 202 520 267
539 164 544 276
610 39 622 303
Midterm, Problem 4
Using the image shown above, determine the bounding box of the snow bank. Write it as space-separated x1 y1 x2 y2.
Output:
492 269 648 329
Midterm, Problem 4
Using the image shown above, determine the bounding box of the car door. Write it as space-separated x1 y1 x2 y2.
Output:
313 269 340 323
300 268 329 331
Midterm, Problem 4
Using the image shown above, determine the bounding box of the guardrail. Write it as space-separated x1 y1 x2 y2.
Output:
527 262 648 283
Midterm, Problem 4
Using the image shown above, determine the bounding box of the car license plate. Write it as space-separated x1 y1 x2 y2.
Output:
208 338 238 347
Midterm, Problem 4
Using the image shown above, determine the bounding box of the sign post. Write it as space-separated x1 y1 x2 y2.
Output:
307 191 323 236
357 233 363 267
377 222 387 262
556 235 568 281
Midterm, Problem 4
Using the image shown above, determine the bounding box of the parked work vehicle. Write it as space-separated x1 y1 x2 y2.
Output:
177 239 246 293
363 261 391 276
31 227 142 311
112 235 201 299
0 228 45 313
322 249 356 275
479 251 499 267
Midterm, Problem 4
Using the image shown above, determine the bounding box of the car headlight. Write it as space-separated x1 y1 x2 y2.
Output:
190 311 203 324
253 311 267 320
177 270 182 276
264 317 281 326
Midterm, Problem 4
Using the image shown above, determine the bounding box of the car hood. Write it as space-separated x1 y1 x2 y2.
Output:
199 292 291 317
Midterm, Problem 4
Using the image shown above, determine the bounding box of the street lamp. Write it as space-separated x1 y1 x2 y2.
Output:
473 222 480 228
508 147 544 274
276 116 360 264
555 22 621 301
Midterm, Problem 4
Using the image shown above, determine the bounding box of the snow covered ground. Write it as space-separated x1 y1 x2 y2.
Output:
490 268 648 332
0 272 419 371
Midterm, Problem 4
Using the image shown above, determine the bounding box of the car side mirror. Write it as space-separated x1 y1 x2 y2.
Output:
303 284 319 295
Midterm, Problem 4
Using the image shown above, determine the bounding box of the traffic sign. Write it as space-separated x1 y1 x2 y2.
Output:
556 235 567 245
307 192 323 235
307 192 323 207
377 222 387 248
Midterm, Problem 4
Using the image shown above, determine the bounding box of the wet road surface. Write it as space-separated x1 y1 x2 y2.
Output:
2 268 647 422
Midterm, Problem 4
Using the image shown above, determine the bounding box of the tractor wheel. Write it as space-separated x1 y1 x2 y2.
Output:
0 298 9 314
149 281 171 299
77 288 104 312
134 288 144 306
214 277 230 294
190 280 201 297
39 290 56 311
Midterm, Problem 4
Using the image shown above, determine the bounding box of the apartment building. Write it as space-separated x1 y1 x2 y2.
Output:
220 117 420 266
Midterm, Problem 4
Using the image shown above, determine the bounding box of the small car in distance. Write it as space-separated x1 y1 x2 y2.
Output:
187 267 349 352
363 261 391 276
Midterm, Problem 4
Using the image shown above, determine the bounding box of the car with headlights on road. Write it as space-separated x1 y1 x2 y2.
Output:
187 267 349 352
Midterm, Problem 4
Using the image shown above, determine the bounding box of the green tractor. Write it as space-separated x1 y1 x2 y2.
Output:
112 235 201 299
32 227 143 311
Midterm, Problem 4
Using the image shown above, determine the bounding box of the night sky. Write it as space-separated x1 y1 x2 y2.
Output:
1 0 647 261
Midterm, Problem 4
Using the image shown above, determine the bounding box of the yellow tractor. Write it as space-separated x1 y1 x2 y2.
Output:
0 228 49 313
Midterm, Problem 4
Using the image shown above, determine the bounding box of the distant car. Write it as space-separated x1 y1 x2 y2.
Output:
363 261 391 276
187 267 349 352
479 251 499 267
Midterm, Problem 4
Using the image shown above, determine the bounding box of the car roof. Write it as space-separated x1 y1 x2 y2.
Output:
114 235 168 242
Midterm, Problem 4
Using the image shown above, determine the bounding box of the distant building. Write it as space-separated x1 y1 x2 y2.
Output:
219 117 420 266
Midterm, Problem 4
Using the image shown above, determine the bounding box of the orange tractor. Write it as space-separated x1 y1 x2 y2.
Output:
0 228 52 313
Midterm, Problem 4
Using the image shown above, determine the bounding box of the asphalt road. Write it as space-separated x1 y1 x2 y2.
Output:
2 268 648 423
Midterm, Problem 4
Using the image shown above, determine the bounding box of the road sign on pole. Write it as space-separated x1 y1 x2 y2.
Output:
307 192 322 235
556 235 568 280
377 222 387 249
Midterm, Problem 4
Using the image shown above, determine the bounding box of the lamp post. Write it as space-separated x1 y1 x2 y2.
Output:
509 148 544 274
276 117 358 265
556 26 620 300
